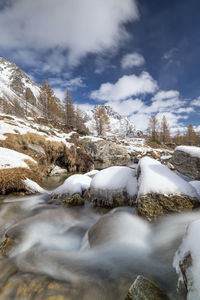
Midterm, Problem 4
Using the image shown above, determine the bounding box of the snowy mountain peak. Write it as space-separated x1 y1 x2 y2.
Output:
86 105 142 137
0 57 41 115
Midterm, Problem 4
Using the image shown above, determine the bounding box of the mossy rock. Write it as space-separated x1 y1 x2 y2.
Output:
137 193 200 221
125 276 169 300
62 194 84 206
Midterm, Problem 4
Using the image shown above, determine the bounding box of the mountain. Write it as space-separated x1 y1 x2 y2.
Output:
0 57 41 115
85 105 142 137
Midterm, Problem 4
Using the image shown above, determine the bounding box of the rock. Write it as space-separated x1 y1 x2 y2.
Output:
80 138 131 169
87 166 137 208
137 193 200 222
171 149 200 180
49 165 68 176
125 275 169 300
62 194 85 206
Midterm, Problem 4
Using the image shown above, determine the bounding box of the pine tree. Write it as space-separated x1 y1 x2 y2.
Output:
75 106 89 134
160 115 170 144
94 106 110 136
148 115 159 142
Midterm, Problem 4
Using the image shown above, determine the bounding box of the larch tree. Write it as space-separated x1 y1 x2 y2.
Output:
63 89 76 130
147 115 159 142
94 106 110 136
160 115 171 143
186 124 196 145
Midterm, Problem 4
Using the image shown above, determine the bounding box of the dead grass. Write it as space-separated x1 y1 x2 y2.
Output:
0 160 41 195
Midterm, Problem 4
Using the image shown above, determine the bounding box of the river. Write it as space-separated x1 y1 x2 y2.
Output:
0 176 191 299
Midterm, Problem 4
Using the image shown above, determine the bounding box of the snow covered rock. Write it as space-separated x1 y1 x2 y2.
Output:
136 157 199 221
80 138 131 169
88 166 137 207
23 178 47 194
52 174 92 197
171 146 200 180
173 219 200 300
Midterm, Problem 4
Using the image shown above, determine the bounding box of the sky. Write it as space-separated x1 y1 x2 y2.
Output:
0 0 200 133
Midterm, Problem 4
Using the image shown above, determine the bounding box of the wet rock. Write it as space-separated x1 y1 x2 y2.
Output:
171 149 200 180
0 236 14 258
125 275 169 300
62 194 85 206
137 193 200 222
80 138 131 169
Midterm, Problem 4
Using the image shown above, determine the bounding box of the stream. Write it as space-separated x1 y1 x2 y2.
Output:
0 175 195 299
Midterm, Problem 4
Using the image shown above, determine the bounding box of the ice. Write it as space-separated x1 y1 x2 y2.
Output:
175 146 200 158
138 156 198 197
90 166 137 196
0 147 36 169
52 174 92 195
173 219 200 300
24 178 47 194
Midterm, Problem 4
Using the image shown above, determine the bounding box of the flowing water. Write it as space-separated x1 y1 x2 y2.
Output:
0 182 199 299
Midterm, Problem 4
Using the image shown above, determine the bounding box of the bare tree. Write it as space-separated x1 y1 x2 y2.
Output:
63 89 76 130
186 124 196 145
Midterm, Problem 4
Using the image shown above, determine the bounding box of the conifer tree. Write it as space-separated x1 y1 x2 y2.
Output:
148 115 159 142
94 106 110 136
160 115 171 143
186 124 196 145
63 89 75 130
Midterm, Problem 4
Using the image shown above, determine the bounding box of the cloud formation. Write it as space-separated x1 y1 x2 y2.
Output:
121 52 145 69
0 0 139 67
91 72 158 101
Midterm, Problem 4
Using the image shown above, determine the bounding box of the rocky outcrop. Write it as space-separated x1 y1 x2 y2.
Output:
125 276 169 300
80 138 131 169
137 194 200 222
171 148 200 180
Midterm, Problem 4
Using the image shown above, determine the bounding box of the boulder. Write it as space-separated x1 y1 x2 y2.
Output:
136 157 200 221
137 193 200 222
171 147 200 180
80 138 131 169
87 166 137 208
125 275 169 300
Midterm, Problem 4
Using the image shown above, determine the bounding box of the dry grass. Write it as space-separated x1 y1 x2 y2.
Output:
0 160 41 195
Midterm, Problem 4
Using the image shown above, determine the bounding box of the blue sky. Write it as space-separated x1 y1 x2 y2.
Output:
0 0 200 132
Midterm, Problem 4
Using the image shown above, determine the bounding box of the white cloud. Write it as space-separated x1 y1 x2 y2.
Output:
77 103 95 111
53 88 65 101
191 96 200 107
130 113 150 131
106 98 145 116
91 72 158 101
0 0 139 67
121 52 145 69
152 90 180 101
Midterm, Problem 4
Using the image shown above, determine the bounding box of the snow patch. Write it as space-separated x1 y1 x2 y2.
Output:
176 146 200 158
0 147 36 169
24 178 47 194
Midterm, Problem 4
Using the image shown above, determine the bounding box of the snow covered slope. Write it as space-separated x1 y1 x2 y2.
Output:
85 105 142 137
0 57 41 115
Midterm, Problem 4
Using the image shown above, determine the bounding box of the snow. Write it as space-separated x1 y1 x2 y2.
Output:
90 166 137 197
190 181 200 197
84 170 99 177
79 135 103 142
52 174 92 195
137 156 198 197
0 147 36 169
160 155 172 160
24 178 47 194
176 146 200 158
173 219 200 300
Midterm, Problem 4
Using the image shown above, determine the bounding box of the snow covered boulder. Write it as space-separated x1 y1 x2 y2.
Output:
80 138 131 169
173 219 200 300
51 174 92 201
136 157 199 221
88 166 137 207
171 146 200 180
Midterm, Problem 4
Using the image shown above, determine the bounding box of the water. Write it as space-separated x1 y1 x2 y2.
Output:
0 187 197 299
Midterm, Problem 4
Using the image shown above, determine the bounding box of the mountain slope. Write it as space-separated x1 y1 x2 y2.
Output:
85 105 142 137
0 57 41 115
